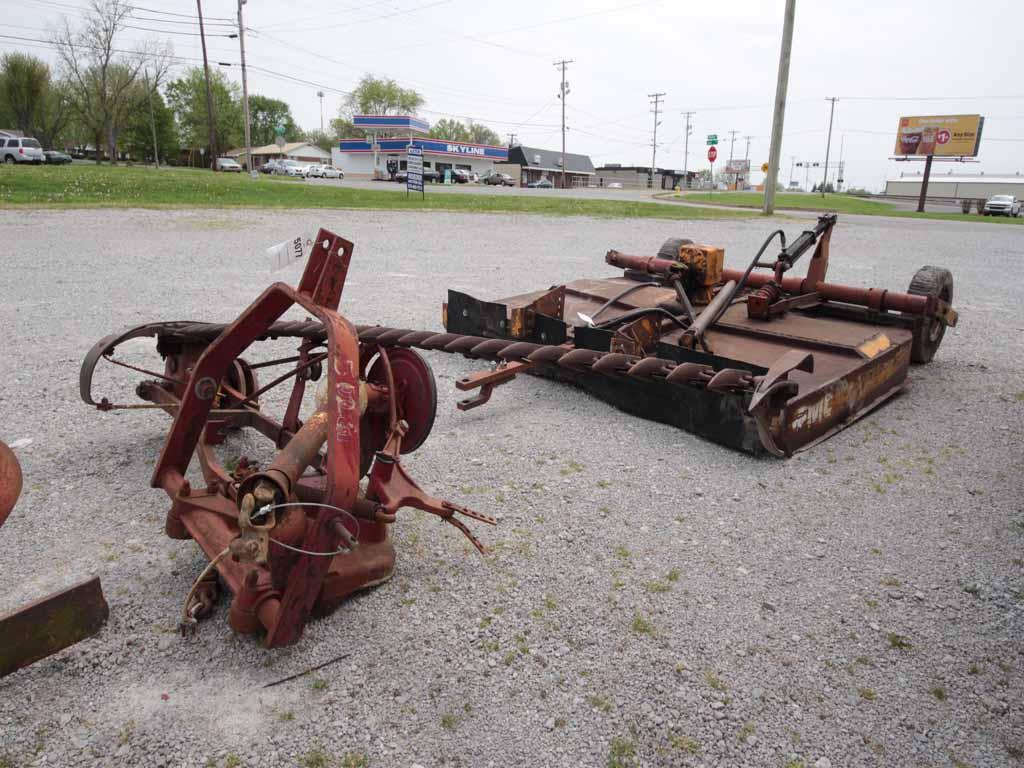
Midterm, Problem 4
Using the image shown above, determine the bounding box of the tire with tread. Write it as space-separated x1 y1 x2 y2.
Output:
656 237 694 261
906 265 953 364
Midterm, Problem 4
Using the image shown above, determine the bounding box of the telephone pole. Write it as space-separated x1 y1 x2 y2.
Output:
554 59 573 189
196 0 217 170
143 69 159 168
237 0 253 173
727 130 738 163
822 96 838 197
763 0 795 213
648 92 665 189
681 111 695 188
507 133 518 146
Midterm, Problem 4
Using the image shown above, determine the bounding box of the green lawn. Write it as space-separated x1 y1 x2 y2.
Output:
0 164 749 221
660 190 1023 224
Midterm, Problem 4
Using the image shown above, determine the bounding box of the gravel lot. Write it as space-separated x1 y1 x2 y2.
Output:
0 208 1021 768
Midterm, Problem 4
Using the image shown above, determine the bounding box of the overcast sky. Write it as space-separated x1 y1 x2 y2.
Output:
5 0 1022 190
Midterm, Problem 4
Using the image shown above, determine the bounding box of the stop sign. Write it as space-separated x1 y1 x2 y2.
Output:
708 146 717 162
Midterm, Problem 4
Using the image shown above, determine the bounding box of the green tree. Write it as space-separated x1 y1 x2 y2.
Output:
121 84 177 163
53 0 172 163
428 118 470 142
0 53 51 134
248 94 300 146
329 117 360 140
302 130 335 153
343 74 423 116
428 118 500 146
166 67 243 163
466 121 500 146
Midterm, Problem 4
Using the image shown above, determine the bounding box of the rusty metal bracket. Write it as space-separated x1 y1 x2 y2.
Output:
455 360 532 410
0 577 109 678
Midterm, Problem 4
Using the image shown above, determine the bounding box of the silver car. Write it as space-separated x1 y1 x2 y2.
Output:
983 195 1021 217
2 136 44 164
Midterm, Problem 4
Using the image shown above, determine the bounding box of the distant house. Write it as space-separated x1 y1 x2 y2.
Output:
504 145 595 188
225 142 331 169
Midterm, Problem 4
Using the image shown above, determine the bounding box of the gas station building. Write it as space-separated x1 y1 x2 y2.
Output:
332 115 508 180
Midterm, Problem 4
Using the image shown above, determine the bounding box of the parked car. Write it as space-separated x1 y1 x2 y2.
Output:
983 194 1021 217
450 168 471 183
527 178 553 188
395 168 439 183
2 136 44 164
216 157 242 172
305 164 345 179
483 172 513 186
43 150 72 165
259 160 281 174
275 160 305 177
607 182 624 189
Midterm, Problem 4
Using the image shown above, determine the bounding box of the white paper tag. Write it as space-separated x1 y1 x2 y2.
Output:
267 235 307 271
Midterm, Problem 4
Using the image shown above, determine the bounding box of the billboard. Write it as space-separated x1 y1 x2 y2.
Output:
894 115 984 157
725 159 750 174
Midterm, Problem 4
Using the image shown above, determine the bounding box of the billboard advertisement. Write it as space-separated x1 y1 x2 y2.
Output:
725 159 750 174
894 115 984 157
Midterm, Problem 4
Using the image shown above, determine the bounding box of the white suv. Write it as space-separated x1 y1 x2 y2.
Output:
2 136 44 164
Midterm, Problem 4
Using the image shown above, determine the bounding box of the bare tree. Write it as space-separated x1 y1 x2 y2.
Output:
53 0 171 164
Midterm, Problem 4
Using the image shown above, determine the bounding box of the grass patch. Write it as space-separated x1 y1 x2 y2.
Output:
671 733 701 753
666 568 681 582
858 687 877 701
300 750 332 768
631 614 655 635
341 753 369 768
440 713 459 731
607 736 638 768
887 632 913 651
930 686 948 701
704 671 727 692
0 164 748 221
658 189 1024 224
587 694 612 712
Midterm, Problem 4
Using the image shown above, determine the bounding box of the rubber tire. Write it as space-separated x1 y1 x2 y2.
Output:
656 237 694 261
3 156 13 164
907 265 953 364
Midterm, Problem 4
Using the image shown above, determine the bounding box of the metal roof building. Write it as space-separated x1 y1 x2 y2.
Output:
505 145 595 188
885 173 1024 200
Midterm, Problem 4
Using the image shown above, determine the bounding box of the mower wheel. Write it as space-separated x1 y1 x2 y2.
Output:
907 266 953 364
365 347 437 455
656 237 694 261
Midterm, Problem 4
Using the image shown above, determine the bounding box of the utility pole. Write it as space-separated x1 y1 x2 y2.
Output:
763 0 795 213
681 111 694 188
727 129 738 188
317 90 324 133
143 69 159 169
237 0 253 174
196 0 217 170
648 92 665 189
741 134 753 190
837 134 845 192
822 96 838 197
554 59 573 189
507 133 517 146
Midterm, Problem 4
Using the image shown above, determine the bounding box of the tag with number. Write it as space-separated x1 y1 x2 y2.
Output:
266 235 307 271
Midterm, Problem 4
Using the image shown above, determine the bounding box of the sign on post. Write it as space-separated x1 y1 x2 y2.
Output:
706 134 718 145
707 146 717 162
761 162 769 173
406 145 424 198
894 114 984 157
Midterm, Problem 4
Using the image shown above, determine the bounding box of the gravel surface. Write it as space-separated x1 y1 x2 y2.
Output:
0 208 1021 768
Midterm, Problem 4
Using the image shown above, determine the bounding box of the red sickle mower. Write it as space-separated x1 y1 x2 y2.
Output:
80 230 493 648
72 217 958 650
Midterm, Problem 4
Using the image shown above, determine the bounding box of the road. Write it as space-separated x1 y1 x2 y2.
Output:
0 209 1021 768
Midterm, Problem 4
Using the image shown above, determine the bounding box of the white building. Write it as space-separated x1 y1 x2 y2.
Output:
885 172 1024 200
332 115 508 180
